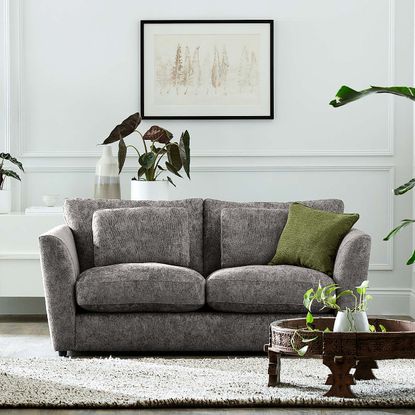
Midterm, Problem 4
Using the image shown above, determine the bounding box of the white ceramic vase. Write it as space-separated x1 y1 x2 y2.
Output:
333 310 370 333
0 189 11 214
94 146 121 200
130 180 169 201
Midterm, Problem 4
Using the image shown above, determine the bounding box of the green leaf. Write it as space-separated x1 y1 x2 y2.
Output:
369 324 376 333
137 166 146 179
301 336 318 343
157 165 166 171
0 153 24 171
139 152 156 170
118 139 127 174
324 327 331 333
102 112 141 144
330 85 415 108
165 161 183 178
179 130 190 179
384 219 415 241
336 290 353 299
379 324 387 333
166 176 176 187
306 311 314 325
1 169 21 181
406 249 415 265
167 143 182 171
394 178 415 195
365 294 373 301
296 345 309 357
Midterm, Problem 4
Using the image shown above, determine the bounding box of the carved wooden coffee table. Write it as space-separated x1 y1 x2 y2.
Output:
264 317 415 398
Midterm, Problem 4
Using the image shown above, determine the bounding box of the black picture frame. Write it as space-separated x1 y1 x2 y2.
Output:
140 19 274 120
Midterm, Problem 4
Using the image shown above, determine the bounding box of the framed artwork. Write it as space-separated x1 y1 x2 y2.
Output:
140 20 274 119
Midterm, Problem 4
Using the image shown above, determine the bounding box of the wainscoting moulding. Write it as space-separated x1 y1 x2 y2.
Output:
2 0 396 158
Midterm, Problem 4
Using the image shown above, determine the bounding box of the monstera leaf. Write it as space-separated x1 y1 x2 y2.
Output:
0 153 24 171
102 113 141 144
330 85 415 108
143 125 173 144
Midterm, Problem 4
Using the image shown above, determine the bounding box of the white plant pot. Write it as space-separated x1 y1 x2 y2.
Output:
333 311 370 333
130 180 169 201
0 189 11 214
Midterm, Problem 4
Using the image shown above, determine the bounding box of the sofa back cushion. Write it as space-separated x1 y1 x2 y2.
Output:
64 198 203 273
221 208 288 268
93 207 190 268
203 198 344 276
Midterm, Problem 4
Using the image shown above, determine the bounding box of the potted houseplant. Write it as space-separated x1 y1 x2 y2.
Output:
0 153 24 213
101 113 190 200
303 281 371 333
292 281 385 356
330 85 415 265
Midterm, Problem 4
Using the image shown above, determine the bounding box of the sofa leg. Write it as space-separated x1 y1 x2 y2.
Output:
58 351 68 357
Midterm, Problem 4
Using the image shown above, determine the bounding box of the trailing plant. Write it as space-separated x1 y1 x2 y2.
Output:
330 85 415 264
101 112 190 187
0 153 24 190
291 281 385 356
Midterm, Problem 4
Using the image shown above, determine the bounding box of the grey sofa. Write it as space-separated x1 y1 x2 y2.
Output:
39 198 371 356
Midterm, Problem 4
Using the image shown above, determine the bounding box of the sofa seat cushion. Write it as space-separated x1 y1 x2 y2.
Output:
206 265 333 313
76 263 205 312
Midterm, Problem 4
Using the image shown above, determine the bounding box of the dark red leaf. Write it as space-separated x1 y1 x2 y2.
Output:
143 125 173 144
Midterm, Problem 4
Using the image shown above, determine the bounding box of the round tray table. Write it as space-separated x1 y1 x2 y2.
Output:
265 317 415 398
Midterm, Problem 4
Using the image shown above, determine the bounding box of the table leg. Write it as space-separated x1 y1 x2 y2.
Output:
354 358 378 380
268 349 281 386
323 356 356 398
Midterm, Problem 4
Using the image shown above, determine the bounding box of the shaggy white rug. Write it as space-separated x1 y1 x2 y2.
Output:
0 356 414 408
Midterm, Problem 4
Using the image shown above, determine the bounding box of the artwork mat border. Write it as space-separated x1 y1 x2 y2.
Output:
140 19 274 120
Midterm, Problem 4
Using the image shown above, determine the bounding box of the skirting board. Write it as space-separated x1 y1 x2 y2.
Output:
0 297 46 315
0 291 413 317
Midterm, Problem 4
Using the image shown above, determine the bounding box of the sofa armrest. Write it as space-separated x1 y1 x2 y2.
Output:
333 228 371 309
39 225 79 351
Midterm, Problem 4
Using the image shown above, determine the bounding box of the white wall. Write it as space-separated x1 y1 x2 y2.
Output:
0 0 414 316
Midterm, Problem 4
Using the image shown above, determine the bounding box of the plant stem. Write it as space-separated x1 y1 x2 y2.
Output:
154 144 168 173
126 145 141 158
134 130 148 153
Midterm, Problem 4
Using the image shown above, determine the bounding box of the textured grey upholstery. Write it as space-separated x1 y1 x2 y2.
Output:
206 265 334 313
333 228 371 309
64 198 203 273
38 197 372 354
74 311 327 352
76 263 205 312
203 198 344 276
39 225 79 351
93 207 190 268
221 208 288 268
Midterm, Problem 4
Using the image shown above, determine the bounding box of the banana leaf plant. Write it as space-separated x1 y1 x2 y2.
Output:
0 153 24 190
101 112 190 187
330 85 415 264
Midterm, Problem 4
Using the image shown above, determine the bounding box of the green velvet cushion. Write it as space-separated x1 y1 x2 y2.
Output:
269 203 359 276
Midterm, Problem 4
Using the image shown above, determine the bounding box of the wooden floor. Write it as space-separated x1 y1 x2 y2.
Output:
0 315 414 415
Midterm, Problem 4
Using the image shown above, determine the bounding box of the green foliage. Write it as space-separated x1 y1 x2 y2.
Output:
0 153 24 189
330 84 415 266
293 280 377 357
329 85 415 108
100 113 191 184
